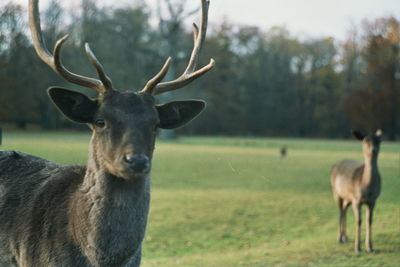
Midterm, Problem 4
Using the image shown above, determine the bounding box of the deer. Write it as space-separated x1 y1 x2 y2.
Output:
0 0 214 266
330 129 382 253
280 145 287 160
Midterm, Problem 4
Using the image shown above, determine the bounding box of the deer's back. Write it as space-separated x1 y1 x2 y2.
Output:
0 150 88 266
330 159 364 201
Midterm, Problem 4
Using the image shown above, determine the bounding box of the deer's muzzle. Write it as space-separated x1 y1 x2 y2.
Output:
123 154 150 174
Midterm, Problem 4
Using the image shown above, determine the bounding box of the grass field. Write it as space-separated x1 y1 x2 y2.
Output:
1 131 399 266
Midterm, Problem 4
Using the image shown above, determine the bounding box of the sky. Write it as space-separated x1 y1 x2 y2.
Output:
11 0 400 40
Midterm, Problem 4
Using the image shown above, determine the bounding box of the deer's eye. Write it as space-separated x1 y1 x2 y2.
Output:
94 119 106 128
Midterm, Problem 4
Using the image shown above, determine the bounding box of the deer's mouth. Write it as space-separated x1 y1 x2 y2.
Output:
114 162 151 180
110 166 151 180
119 168 150 180
102 156 151 180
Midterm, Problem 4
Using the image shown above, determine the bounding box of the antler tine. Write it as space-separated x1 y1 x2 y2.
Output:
29 0 108 94
153 59 215 95
192 23 199 47
140 57 172 94
185 0 209 74
85 43 113 91
146 0 215 96
29 0 54 71
53 35 104 91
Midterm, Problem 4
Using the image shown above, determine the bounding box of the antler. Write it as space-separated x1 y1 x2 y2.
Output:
29 0 112 94
141 0 215 95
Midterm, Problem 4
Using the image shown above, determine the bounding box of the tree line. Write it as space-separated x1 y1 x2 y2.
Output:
0 0 399 140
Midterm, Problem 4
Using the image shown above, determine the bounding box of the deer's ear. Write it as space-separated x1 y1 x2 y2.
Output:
156 100 206 129
352 130 365 141
48 87 98 123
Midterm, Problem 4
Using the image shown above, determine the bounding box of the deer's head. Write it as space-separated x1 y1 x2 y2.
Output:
29 0 214 179
352 129 383 158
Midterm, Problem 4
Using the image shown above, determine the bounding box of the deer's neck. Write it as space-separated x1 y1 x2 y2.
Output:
69 141 151 265
362 154 380 186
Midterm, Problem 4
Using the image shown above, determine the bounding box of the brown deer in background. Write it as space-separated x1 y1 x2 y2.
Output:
0 0 214 266
280 145 287 160
330 129 382 253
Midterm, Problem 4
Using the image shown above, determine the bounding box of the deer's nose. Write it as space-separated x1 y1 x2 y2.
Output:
123 154 150 173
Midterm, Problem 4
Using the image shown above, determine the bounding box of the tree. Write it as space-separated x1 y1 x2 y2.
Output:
0 3 37 128
343 16 400 140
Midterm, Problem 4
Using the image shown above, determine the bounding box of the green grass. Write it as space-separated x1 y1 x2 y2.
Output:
1 131 399 266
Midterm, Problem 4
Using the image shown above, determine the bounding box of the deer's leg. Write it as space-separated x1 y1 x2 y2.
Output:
352 201 362 253
337 198 345 243
365 203 375 252
341 201 350 242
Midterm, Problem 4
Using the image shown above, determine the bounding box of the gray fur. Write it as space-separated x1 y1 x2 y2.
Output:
0 147 150 266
